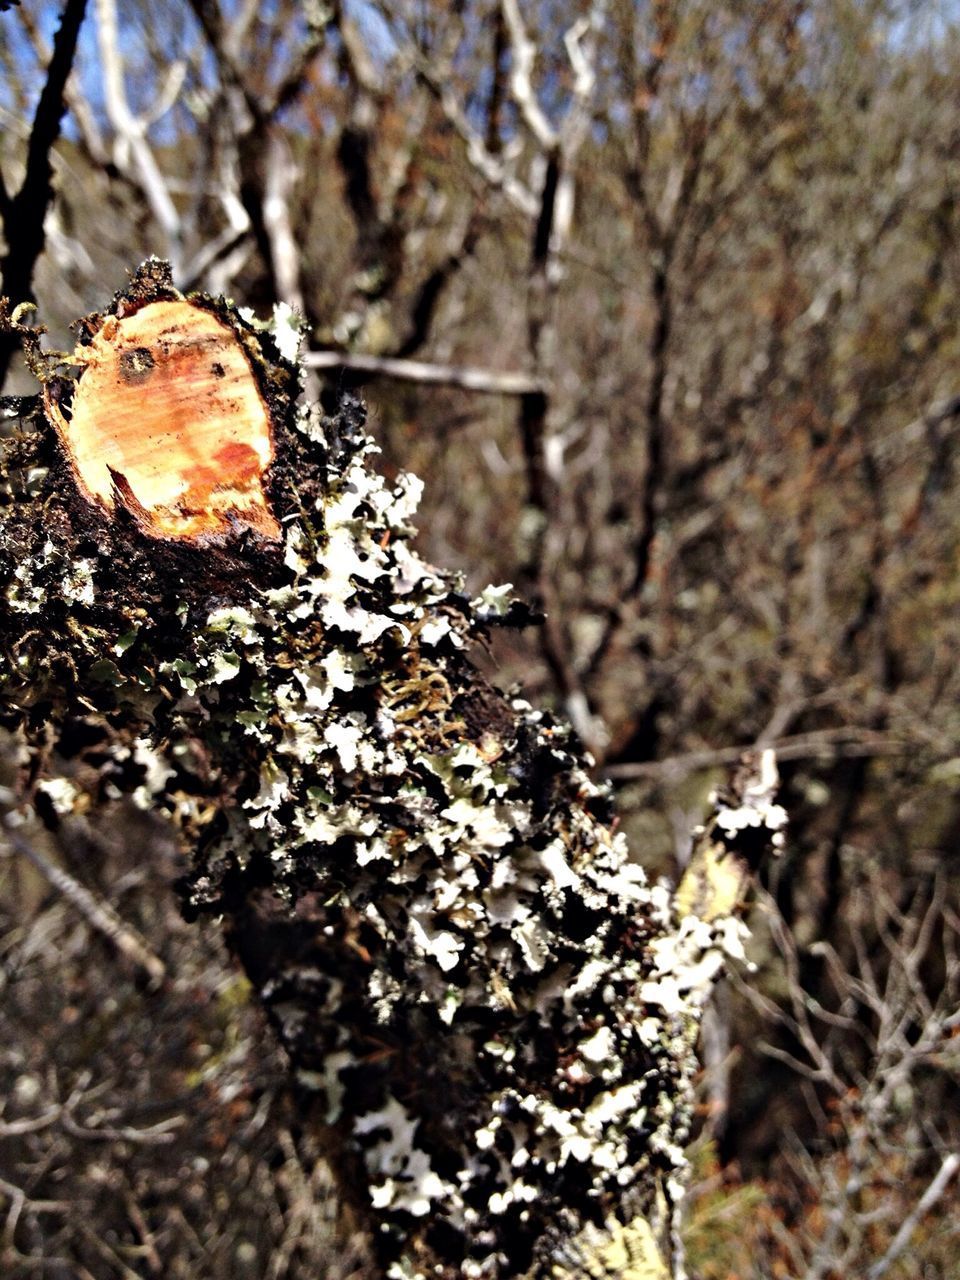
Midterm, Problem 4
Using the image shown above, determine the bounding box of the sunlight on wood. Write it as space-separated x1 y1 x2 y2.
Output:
46 300 280 542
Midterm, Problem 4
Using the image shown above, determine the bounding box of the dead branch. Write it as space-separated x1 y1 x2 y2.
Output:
1 819 166 986
304 349 545 396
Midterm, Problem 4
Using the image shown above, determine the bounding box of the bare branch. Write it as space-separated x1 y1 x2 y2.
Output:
186 0 265 128
604 726 916 782
95 0 183 269
304 349 545 396
0 0 88 384
266 8 327 123
59 1109 183 1144
179 225 250 293
416 60 538 217
500 0 556 149
1 820 166 987
867 1152 960 1280
0 1173 74 1259
261 130 304 312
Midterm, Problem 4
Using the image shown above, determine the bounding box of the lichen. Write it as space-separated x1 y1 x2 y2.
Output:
0 266 785 1280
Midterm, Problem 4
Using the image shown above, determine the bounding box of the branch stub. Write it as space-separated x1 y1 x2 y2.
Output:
44 299 280 544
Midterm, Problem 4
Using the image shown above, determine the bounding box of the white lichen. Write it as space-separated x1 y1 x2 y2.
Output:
0 302 786 1280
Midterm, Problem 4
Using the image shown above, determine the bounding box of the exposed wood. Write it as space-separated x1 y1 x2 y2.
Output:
44 300 280 543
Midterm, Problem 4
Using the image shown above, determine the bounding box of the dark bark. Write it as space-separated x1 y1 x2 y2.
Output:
0 0 88 388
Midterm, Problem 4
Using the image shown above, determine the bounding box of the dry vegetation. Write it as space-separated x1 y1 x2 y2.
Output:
2 1 960 1275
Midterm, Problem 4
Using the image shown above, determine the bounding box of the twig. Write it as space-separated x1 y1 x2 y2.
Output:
415 58 538 217
304 349 545 396
866 1151 960 1279
500 0 556 149
0 1174 73 1257
0 1108 62 1137
179 225 250 293
1 819 166 987
604 727 916 782
0 1064 183 1149
16 2 110 170
94 0 182 270
60 1110 183 1144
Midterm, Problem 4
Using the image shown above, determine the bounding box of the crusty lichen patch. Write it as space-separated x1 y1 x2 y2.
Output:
0 265 785 1280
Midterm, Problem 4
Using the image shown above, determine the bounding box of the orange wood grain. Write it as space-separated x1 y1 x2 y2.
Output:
46 300 280 543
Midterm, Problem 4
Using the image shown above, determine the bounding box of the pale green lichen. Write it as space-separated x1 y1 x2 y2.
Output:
0 278 784 1280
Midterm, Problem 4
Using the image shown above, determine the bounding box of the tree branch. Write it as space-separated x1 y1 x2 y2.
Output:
604 726 916 782
0 0 87 386
867 1151 960 1280
304 349 545 395
1 818 166 987
500 0 557 149
95 0 183 268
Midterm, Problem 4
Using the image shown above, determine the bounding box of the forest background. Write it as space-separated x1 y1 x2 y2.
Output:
1 1 959 1276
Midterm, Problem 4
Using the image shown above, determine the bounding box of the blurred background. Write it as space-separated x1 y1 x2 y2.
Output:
2 1 959 1275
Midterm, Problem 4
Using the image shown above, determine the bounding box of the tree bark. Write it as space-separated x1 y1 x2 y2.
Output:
0 261 785 1280
0 0 89 387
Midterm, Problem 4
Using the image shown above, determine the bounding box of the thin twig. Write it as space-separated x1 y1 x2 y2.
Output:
500 0 556 149
866 1151 960 1279
1 820 166 987
604 727 915 781
304 349 545 396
